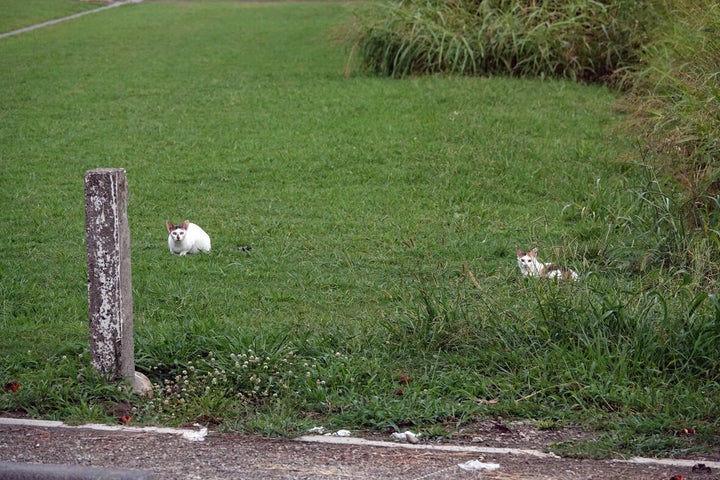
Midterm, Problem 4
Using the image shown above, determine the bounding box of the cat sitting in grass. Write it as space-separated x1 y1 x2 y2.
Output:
166 221 211 255
516 247 578 281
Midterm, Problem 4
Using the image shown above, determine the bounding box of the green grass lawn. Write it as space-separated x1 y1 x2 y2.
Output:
0 0 106 33
1 1 717 458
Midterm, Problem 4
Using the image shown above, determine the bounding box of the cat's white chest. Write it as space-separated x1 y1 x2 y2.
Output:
519 258 544 277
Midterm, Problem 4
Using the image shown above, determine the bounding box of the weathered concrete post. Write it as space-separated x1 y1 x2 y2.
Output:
84 168 135 382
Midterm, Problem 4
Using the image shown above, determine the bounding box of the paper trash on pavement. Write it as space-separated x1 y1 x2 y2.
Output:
458 460 501 471
307 427 351 437
390 431 420 444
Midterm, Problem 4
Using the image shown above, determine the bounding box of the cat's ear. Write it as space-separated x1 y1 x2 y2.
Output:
166 221 175 232
530 248 538 258
516 248 525 258
182 220 190 230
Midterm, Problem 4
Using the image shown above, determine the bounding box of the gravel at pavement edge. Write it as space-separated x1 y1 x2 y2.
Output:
1 421 719 480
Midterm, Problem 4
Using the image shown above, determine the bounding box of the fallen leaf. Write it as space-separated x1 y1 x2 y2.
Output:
493 419 512 433
3 382 20 393
692 463 712 474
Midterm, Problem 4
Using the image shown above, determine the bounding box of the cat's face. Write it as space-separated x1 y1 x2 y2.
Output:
169 225 187 242
516 248 541 276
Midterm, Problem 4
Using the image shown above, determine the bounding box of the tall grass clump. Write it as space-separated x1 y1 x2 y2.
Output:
614 0 720 278
339 0 665 81
607 163 720 283
623 0 720 216
379 267 720 456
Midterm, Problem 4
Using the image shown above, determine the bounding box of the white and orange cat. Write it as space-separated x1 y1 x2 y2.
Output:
516 247 578 281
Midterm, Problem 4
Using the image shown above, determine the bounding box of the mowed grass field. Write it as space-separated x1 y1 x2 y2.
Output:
0 0 104 33
1 1 717 457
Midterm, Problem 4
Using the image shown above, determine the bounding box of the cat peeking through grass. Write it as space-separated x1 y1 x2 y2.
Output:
516 247 578 281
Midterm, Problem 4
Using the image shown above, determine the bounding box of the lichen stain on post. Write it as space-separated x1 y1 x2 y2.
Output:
84 168 134 382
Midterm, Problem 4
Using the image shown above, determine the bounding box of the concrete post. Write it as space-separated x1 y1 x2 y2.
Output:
84 168 135 381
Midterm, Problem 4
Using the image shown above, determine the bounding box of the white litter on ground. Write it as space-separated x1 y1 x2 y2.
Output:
307 426 352 437
390 430 420 444
0 417 207 442
458 460 501 472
